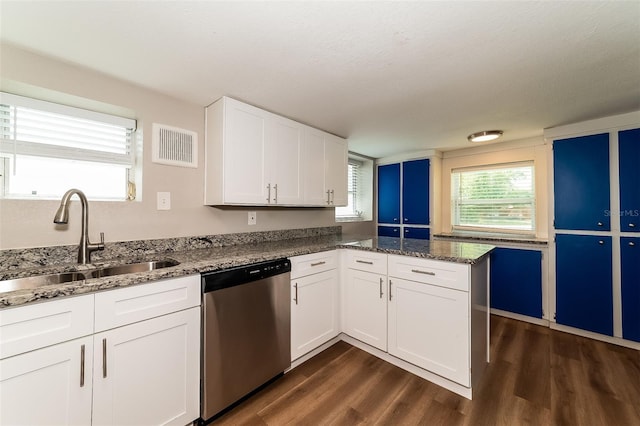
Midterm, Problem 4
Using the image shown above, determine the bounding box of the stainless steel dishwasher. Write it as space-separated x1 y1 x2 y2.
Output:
200 258 291 422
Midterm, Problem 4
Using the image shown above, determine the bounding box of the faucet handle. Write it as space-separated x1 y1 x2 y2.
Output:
100 232 104 244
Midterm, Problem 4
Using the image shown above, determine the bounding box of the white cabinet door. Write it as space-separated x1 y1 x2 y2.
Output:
291 269 339 360
0 336 93 426
266 116 304 205
388 277 470 386
223 98 268 204
92 307 200 426
344 269 387 351
325 134 348 207
302 127 328 206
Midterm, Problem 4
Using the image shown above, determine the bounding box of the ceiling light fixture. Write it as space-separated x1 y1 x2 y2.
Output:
468 130 503 143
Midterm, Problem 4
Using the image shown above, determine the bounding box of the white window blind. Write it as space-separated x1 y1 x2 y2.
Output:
335 159 362 218
0 92 137 200
451 162 535 233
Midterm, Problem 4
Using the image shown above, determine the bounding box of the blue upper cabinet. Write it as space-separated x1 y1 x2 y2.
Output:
490 248 542 318
402 159 430 225
378 225 401 237
621 237 640 342
619 128 640 232
555 234 613 336
553 133 610 231
377 163 401 224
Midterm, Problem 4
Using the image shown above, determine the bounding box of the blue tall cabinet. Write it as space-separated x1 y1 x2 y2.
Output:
550 119 640 344
377 159 430 239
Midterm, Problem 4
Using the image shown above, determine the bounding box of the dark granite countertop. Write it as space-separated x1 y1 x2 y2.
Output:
0 233 494 309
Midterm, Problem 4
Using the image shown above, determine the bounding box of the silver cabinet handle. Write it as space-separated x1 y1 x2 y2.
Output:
630 241 636 247
326 190 331 205
393 218 398 222
411 269 436 276
330 189 334 205
379 277 383 299
273 184 278 204
80 344 85 387
630 223 636 228
293 283 298 305
102 338 107 378
311 261 326 267
389 280 393 301
597 222 603 226
356 260 373 265
266 184 271 203
598 240 605 245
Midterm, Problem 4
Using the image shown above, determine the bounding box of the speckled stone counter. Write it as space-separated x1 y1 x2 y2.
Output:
0 231 494 309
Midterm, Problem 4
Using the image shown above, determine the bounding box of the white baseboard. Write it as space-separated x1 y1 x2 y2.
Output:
490 309 550 327
549 323 640 350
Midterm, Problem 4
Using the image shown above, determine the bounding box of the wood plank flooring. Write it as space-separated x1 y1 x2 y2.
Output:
210 316 640 425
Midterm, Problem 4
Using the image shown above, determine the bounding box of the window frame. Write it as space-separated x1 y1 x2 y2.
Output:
450 161 536 236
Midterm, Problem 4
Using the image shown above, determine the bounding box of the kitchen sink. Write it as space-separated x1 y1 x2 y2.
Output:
88 259 180 278
0 259 180 294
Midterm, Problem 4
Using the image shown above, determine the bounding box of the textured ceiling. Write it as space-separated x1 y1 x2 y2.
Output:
1 1 639 158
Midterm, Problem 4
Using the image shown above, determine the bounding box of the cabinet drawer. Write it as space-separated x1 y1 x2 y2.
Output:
388 255 469 292
345 250 387 275
0 294 94 359
94 275 200 332
290 250 337 279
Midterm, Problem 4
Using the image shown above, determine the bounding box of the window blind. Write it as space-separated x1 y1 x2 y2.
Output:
451 162 535 233
0 92 136 166
335 159 361 217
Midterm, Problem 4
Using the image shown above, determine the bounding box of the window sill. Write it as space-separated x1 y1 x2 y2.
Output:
336 217 370 223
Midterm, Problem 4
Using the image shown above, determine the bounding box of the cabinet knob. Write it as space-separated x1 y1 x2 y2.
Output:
597 222 603 226
598 240 605 245
404 218 408 222
393 218 398 222
629 223 636 228
630 241 636 247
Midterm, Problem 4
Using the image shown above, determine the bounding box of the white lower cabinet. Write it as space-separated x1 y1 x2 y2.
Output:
344 268 387 351
0 275 201 426
92 307 200 426
0 336 94 426
387 277 470 386
290 251 340 361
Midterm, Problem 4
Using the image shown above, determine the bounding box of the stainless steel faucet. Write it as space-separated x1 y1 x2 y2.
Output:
53 189 105 264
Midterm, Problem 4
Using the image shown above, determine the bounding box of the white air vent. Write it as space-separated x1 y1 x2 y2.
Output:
152 123 198 168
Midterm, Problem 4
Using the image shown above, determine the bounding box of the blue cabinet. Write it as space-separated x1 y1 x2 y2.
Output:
619 128 640 232
553 134 611 231
555 234 613 336
402 159 430 225
403 227 430 240
377 163 400 224
490 248 542 318
621 237 640 342
378 226 400 237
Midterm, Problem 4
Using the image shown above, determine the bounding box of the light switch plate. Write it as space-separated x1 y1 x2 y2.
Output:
248 211 257 225
157 192 171 210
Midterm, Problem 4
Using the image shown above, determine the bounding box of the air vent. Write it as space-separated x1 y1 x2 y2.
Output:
152 123 198 168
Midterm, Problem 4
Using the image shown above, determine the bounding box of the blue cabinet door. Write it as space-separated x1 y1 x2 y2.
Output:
402 159 430 225
553 134 610 231
555 234 613 336
403 227 430 240
490 248 542 318
619 128 640 232
621 237 640 342
378 225 400 237
378 163 400 224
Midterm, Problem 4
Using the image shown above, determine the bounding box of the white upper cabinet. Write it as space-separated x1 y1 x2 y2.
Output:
302 127 348 207
205 96 347 207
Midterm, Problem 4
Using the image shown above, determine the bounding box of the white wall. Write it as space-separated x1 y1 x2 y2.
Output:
0 44 342 249
439 137 550 239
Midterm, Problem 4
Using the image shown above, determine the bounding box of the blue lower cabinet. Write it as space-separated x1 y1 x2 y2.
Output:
403 227 430 240
490 248 542 318
378 226 400 237
621 237 640 342
555 234 613 336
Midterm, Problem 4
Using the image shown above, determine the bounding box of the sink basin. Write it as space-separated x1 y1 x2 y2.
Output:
0 259 180 295
0 271 89 294
88 259 180 278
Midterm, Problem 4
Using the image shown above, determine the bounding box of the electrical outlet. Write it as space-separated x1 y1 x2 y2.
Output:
157 192 171 210
248 211 257 225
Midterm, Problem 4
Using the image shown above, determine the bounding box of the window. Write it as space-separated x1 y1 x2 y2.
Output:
0 92 137 200
336 154 373 221
451 162 535 234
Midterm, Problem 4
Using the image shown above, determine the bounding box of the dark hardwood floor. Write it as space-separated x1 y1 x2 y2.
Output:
211 315 640 425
